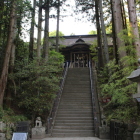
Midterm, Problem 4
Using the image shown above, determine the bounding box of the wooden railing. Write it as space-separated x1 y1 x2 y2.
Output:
69 61 89 68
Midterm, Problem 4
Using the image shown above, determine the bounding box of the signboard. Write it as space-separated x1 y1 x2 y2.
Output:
102 97 111 103
12 133 27 140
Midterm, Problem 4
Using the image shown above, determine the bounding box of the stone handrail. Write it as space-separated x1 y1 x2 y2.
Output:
47 62 69 134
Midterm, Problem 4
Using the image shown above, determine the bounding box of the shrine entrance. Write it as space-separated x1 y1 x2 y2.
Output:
70 52 89 68
60 37 91 68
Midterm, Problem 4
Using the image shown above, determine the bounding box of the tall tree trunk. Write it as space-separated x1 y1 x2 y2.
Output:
127 0 140 58
110 0 118 63
121 0 127 29
93 0 102 136
6 17 17 107
43 0 49 60
0 0 17 107
37 0 42 58
56 0 60 52
29 0 36 60
95 0 104 69
99 0 109 64
112 0 127 61
0 1 4 41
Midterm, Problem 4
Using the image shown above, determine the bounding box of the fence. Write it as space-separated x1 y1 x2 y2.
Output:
110 120 137 140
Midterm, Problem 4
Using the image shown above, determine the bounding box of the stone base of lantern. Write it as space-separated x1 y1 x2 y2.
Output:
133 127 140 140
32 127 46 139
0 133 6 140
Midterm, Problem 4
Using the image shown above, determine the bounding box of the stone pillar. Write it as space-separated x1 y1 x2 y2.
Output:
0 133 6 140
0 122 6 140
99 115 110 139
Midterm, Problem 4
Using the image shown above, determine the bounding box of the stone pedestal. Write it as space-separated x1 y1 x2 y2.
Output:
0 122 6 132
133 127 140 140
0 122 6 140
99 126 110 139
0 133 6 140
32 127 46 139
32 117 46 139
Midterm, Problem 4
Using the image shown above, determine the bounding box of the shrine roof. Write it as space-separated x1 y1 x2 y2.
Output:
49 34 112 47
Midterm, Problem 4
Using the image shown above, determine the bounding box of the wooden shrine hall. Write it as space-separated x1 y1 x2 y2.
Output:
50 34 112 68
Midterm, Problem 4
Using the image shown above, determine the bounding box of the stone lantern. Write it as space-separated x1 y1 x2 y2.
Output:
32 117 46 139
127 58 140 101
127 58 140 140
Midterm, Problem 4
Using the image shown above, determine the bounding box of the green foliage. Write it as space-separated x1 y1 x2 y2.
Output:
0 107 27 123
49 31 66 49
98 29 139 123
99 60 138 123
13 50 64 117
49 30 64 37
88 30 97 35
0 0 31 74
90 40 98 62
0 107 27 139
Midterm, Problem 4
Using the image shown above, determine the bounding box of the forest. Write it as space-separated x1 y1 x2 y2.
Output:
0 0 140 139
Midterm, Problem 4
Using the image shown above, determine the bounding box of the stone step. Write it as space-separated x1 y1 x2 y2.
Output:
52 132 95 137
63 87 90 89
67 72 90 75
59 103 92 107
53 126 94 130
52 129 94 133
62 92 91 95
60 98 92 102
56 113 93 118
68 69 89 73
60 101 92 104
66 77 90 80
54 120 94 124
54 122 94 126
57 110 93 114
60 97 92 100
57 109 93 112
65 80 90 83
61 93 91 96
58 106 92 109
61 94 91 97
58 105 92 108
65 81 90 85
52 130 95 137
65 76 89 79
67 70 89 73
55 117 93 121
51 68 94 137
61 96 92 99
64 85 90 88
63 89 91 93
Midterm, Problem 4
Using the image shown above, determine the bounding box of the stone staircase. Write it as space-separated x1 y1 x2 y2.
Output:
51 68 95 137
